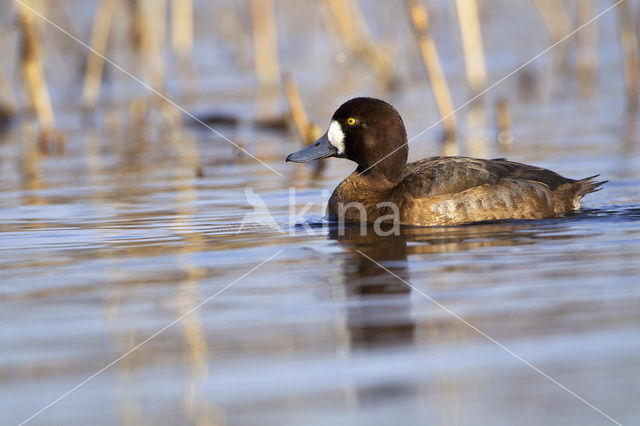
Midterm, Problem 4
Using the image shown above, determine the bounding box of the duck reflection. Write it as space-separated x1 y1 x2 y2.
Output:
327 220 560 416
328 224 417 410
329 224 415 350
327 221 544 349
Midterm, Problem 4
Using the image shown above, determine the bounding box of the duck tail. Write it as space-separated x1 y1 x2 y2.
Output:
575 174 607 197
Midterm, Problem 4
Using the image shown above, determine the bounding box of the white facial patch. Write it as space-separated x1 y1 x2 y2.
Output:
327 120 345 155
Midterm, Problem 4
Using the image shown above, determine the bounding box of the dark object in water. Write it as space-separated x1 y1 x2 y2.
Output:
0 104 15 133
254 115 288 131
189 112 240 127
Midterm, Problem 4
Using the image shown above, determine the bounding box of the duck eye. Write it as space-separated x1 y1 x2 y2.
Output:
347 117 356 126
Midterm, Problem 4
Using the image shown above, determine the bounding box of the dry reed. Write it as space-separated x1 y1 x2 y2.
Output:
576 0 598 98
533 0 572 71
454 0 487 95
251 0 281 121
324 0 396 89
282 73 311 144
282 73 326 174
133 0 182 125
495 97 513 148
136 0 167 90
171 0 198 101
615 0 639 111
171 0 193 55
406 0 457 143
15 0 56 140
466 103 488 158
81 0 118 109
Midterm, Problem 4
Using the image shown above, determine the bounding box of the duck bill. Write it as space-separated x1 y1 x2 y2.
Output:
286 133 337 163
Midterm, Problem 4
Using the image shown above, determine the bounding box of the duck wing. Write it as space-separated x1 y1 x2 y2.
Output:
401 156 573 197
394 156 605 225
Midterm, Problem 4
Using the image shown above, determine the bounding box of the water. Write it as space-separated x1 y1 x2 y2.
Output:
2 1 640 425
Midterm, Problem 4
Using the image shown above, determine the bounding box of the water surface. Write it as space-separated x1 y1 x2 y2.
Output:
2 1 640 424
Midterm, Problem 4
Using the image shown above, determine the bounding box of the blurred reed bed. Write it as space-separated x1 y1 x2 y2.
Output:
1 0 638 168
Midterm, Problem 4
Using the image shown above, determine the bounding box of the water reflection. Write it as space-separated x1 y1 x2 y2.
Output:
328 225 417 413
327 220 567 346
326 219 591 422
327 220 558 355
330 225 414 349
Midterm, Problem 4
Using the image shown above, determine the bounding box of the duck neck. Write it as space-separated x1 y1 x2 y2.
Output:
355 162 406 193
355 146 408 192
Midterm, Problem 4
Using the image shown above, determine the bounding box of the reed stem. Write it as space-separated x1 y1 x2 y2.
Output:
171 0 198 101
171 0 193 54
533 0 572 72
616 0 639 111
454 0 487 95
136 0 166 92
15 0 55 137
495 97 513 147
282 73 311 144
251 0 281 120
576 0 598 98
282 73 326 174
324 0 396 89
251 0 280 91
82 0 118 109
406 0 457 142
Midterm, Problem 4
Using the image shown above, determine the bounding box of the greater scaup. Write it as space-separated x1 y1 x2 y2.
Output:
286 97 605 226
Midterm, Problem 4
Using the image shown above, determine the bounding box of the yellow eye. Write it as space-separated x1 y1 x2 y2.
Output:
347 117 356 125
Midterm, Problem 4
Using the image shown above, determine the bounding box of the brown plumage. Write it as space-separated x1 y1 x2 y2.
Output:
287 98 606 226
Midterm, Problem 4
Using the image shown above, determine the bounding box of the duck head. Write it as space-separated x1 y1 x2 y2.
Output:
286 97 409 186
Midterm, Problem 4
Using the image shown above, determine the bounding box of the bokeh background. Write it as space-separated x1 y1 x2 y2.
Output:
1 0 640 425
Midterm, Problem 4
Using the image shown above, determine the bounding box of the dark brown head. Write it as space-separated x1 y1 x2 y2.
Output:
286 97 409 185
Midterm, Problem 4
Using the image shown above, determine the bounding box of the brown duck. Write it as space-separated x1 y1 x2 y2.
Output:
286 97 605 226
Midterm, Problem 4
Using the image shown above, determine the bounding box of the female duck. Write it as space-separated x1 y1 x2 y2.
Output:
286 97 604 227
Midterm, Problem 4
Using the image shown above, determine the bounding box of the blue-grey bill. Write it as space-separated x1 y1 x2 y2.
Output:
286 133 337 163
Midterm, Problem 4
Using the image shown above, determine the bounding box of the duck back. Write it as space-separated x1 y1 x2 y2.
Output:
329 157 605 226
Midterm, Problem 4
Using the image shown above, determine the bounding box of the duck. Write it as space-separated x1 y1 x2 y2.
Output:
286 97 605 227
